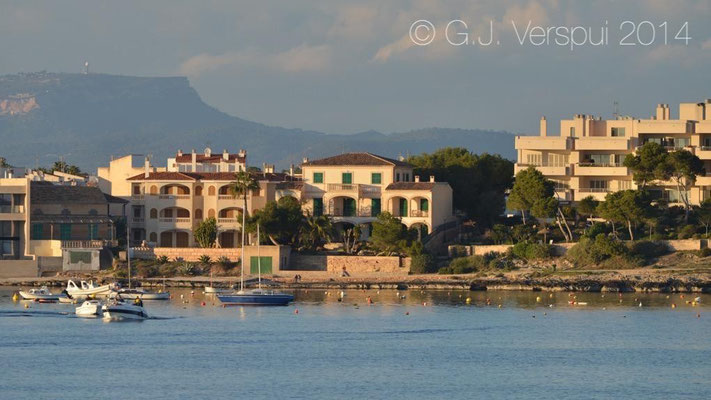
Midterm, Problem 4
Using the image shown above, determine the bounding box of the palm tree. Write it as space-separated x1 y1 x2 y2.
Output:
228 171 260 245
301 213 333 250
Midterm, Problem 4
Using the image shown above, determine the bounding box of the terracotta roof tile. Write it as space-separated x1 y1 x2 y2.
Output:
303 152 410 167
30 183 109 205
175 153 245 163
127 171 298 182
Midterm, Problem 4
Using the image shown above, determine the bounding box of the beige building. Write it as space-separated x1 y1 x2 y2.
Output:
300 153 454 237
515 99 711 204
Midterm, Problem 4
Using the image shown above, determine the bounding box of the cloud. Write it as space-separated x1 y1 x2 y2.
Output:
179 44 332 77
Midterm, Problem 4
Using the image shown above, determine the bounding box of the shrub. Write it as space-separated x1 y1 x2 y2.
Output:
628 240 670 262
216 256 231 265
438 266 454 274
677 225 697 239
447 255 485 274
198 255 212 265
698 247 711 257
409 253 436 274
511 241 551 261
585 223 608 238
566 234 627 267
157 255 169 264
178 262 199 276
488 256 515 271
136 264 159 278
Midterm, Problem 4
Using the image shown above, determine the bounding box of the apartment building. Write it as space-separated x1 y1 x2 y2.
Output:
515 99 711 204
0 168 29 260
300 153 454 237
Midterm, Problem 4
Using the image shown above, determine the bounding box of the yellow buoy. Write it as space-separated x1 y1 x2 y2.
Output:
12 293 19 302
536 296 541 303
465 297 471 304
24 303 29 309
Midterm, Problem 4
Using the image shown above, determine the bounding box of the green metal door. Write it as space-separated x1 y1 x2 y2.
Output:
343 198 356 216
399 198 408 217
250 256 273 274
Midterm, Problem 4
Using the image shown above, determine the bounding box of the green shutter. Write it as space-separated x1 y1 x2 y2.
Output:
313 198 323 216
420 199 429 212
313 172 323 183
343 198 356 216
31 223 43 240
399 198 408 217
88 224 98 240
371 198 381 217
342 173 352 184
250 256 273 274
371 173 381 184
60 224 72 241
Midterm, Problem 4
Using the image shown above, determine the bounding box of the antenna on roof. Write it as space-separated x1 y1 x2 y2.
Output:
83 61 89 75
613 100 619 120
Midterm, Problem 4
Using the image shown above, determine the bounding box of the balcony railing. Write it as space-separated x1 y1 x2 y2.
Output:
326 206 376 218
218 194 236 200
0 205 24 213
578 162 623 167
409 210 430 218
132 217 144 224
158 194 191 200
61 239 118 249
327 183 358 192
159 217 192 223
217 218 241 224
578 188 611 193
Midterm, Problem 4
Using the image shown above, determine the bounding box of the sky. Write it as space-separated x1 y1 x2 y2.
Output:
1 0 710 135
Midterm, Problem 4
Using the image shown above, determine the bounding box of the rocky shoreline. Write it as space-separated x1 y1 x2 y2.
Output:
3 271 711 293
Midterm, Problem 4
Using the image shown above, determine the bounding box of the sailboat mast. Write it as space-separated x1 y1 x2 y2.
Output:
257 223 261 289
126 216 131 289
240 192 246 291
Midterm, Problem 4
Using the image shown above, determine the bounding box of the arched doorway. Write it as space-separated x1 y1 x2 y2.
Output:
328 196 357 217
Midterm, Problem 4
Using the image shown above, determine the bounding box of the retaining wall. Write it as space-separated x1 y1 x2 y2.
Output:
289 254 410 274
131 247 241 262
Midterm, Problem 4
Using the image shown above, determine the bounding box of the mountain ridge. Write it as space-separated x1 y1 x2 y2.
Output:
0 72 516 171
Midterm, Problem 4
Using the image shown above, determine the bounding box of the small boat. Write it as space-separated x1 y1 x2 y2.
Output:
76 300 103 317
19 286 60 301
102 298 148 320
58 296 77 304
66 280 114 297
217 224 293 306
116 288 170 300
217 289 294 306
204 286 232 294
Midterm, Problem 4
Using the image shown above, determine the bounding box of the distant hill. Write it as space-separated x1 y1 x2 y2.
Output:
0 72 515 171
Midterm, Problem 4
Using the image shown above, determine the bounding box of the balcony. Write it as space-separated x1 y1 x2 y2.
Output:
574 164 628 176
359 185 381 198
696 146 711 160
409 210 430 218
217 218 241 225
637 120 691 134
575 188 611 201
158 194 191 200
0 205 24 214
327 183 358 192
574 137 630 151
515 163 568 176
131 217 144 224
61 239 118 249
515 136 571 150
326 206 376 218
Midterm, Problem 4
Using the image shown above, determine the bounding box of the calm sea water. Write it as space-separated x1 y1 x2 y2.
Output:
0 287 709 400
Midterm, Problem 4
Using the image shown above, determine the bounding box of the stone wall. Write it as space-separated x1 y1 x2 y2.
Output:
665 239 706 251
289 254 410 274
462 240 706 258
131 247 241 262
0 259 39 278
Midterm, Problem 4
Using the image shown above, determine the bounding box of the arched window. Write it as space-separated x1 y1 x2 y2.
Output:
150 208 158 219
150 185 158 195
208 209 215 218
195 209 203 219
208 186 216 196
195 186 203 196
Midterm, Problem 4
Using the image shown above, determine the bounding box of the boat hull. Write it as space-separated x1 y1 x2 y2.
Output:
76 301 103 317
18 291 59 301
117 290 170 300
217 293 294 306
103 307 148 320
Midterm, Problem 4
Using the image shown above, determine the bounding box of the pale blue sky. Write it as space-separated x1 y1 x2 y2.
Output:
1 0 710 135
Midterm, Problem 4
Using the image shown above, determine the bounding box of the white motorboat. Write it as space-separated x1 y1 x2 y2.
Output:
19 286 60 301
66 280 114 297
102 299 148 320
116 288 170 300
76 300 103 317
58 295 78 304
204 286 231 294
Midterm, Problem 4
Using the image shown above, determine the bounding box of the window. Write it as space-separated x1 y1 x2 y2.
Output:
133 185 141 195
342 173 352 184
526 153 543 166
396 173 401 182
195 186 203 196
0 194 10 213
398 198 408 217
570 127 576 136
313 172 324 184
343 198 356 217
547 153 568 167
611 127 626 137
551 180 569 190
313 198 323 216
31 223 43 240
589 180 608 191
88 224 98 240
371 198 381 217
133 206 142 218
371 173 382 184
618 180 631 190
150 208 157 219
404 173 410 182
60 224 72 241
420 198 429 212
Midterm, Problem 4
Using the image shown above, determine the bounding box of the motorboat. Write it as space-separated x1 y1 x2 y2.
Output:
58 296 78 304
204 286 232 294
217 223 294 306
18 286 60 301
76 300 103 317
217 289 294 306
116 288 170 300
66 280 113 297
102 298 148 320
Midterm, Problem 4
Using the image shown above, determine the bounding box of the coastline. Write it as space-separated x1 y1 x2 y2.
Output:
3 269 711 293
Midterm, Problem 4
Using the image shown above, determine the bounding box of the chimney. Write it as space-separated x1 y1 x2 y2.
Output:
144 156 150 178
414 175 420 182
177 149 183 157
429 175 435 182
238 149 246 159
204 147 212 157
539 116 547 137
656 104 665 120
289 164 294 177
664 104 670 120
223 149 229 161
302 157 309 164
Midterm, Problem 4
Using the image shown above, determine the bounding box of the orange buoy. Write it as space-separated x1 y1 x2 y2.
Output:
201 301 206 306
405 311 409 315
294 309 299 314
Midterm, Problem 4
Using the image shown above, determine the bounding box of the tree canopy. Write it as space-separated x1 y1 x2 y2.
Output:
507 166 554 224
248 196 304 246
597 190 650 240
407 147 513 227
370 212 408 255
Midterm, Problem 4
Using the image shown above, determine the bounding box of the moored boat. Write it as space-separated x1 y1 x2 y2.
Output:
102 299 148 320
116 288 170 300
66 280 113 297
217 289 294 306
19 286 60 301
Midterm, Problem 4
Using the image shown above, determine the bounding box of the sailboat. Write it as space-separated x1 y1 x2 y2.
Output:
114 221 170 300
217 223 294 306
